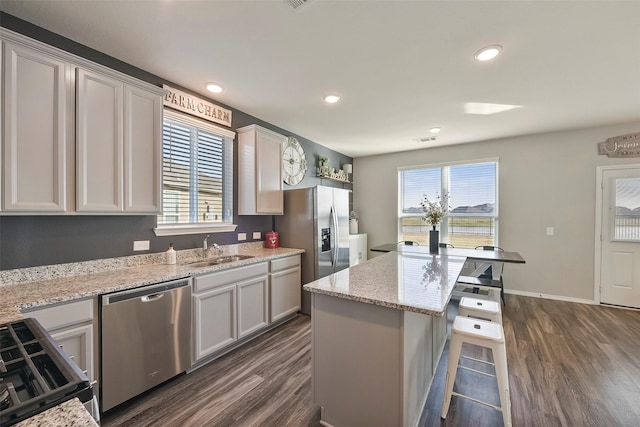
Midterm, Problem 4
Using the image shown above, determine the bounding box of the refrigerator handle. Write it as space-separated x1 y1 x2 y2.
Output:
331 205 339 271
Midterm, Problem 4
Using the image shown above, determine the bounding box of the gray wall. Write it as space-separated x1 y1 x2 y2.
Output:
353 122 640 302
0 13 352 270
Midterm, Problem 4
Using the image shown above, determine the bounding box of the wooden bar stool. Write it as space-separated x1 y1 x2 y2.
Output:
459 296 502 324
442 316 511 427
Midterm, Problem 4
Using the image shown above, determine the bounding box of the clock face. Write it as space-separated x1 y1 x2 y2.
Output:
282 137 307 185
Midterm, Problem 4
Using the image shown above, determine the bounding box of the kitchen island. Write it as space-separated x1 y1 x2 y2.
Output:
304 251 466 427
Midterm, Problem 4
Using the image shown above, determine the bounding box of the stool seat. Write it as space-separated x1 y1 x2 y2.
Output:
442 316 512 427
453 316 504 342
459 297 502 324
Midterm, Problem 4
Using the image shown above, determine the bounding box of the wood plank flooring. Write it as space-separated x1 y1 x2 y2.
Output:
102 295 640 427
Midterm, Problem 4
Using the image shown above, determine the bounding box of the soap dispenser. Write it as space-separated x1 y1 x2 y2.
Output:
165 243 177 265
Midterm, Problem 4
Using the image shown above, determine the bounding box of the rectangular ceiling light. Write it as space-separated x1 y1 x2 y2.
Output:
464 102 523 115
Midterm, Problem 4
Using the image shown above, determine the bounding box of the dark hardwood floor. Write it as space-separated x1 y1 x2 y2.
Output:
103 295 640 427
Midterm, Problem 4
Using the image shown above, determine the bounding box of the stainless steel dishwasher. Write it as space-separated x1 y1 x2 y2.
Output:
100 277 192 412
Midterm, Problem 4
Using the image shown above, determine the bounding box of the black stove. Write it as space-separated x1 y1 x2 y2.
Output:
0 318 94 426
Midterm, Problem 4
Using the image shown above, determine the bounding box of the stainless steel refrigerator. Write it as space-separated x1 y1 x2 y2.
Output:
275 185 350 314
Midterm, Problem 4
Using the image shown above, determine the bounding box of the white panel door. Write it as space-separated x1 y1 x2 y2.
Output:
192 284 237 362
3 42 67 211
255 128 284 214
76 68 123 212
601 168 640 308
124 84 162 213
237 275 269 338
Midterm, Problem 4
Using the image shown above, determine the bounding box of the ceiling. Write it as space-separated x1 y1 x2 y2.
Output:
1 0 639 158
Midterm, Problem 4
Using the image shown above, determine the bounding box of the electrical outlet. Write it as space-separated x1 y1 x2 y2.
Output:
238 233 247 241
253 231 261 240
133 240 150 251
546 227 554 236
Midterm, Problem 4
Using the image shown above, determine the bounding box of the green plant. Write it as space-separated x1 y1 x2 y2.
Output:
420 193 450 226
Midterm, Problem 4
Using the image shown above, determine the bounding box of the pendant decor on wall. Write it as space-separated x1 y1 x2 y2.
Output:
598 132 640 158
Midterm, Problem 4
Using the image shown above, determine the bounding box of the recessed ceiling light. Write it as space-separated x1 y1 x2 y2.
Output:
324 94 341 104
429 127 441 133
205 82 223 93
474 45 502 61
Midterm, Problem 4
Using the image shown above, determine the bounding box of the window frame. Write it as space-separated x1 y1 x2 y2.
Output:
154 109 237 236
398 158 499 248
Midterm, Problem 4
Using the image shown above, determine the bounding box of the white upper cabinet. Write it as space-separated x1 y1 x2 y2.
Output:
2 41 68 212
124 84 162 213
237 124 284 215
76 68 162 214
76 68 124 212
0 29 164 215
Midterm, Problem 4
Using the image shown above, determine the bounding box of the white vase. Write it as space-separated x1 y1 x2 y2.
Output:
349 219 358 234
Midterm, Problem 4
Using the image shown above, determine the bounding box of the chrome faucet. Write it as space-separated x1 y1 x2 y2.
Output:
203 235 222 258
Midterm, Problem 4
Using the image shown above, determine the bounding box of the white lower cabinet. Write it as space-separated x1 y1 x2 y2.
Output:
193 283 237 361
237 275 269 338
21 298 98 397
192 262 269 364
270 255 301 323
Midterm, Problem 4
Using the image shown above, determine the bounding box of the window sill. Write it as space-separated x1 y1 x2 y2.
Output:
153 223 238 236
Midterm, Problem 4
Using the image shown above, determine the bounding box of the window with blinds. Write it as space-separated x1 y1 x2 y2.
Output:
157 111 233 228
399 160 498 248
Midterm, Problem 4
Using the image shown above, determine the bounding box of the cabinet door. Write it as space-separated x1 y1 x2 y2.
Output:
193 284 237 362
255 128 284 214
237 274 269 338
76 68 123 212
270 266 301 323
3 42 67 211
124 84 162 213
51 323 94 382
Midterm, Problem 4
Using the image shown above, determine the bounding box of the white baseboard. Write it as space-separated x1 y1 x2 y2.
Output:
505 289 595 305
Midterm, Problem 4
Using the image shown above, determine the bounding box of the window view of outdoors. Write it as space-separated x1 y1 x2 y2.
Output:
158 117 231 226
615 177 640 241
400 162 497 248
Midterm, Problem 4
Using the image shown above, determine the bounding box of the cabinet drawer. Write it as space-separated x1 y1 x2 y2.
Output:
270 255 301 273
23 298 94 331
194 262 268 293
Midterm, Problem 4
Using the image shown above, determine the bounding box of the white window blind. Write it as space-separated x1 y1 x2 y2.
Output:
157 110 234 229
399 160 498 248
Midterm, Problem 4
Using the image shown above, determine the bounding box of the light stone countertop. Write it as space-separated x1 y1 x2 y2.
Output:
303 251 466 317
0 245 304 427
0 246 304 324
15 398 97 427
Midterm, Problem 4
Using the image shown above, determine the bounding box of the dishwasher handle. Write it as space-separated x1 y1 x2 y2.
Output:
101 278 190 305
141 293 164 302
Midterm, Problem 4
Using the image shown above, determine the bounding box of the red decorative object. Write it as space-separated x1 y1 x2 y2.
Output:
265 231 279 248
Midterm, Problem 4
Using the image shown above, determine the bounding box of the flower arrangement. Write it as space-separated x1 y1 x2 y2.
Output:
350 210 359 221
420 193 450 227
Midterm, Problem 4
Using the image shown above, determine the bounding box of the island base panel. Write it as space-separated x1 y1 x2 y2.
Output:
311 293 445 426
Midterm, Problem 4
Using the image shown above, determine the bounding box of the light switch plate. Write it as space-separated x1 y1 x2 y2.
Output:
253 232 261 239
238 233 247 241
133 240 150 251
546 227 554 236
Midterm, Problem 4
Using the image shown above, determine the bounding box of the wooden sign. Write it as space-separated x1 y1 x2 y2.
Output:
163 85 232 127
598 132 640 158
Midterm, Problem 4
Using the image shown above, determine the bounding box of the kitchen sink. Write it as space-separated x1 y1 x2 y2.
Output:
184 254 254 268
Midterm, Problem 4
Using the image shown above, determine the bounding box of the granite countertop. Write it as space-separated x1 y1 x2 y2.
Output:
303 251 466 317
0 246 304 324
15 398 97 427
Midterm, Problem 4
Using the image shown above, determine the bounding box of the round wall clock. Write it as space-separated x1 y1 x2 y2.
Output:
282 136 307 185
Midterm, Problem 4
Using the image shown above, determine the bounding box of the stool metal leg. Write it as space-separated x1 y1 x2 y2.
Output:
441 332 463 419
493 342 512 427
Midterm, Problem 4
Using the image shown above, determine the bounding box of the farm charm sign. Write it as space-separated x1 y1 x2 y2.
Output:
163 85 232 127
598 132 640 158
